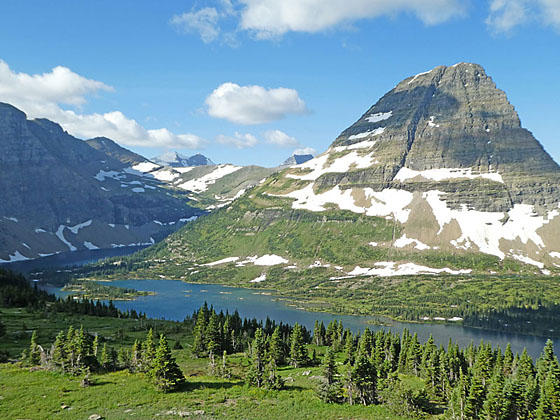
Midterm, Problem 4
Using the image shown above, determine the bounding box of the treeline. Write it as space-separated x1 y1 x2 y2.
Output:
0 268 144 319
188 303 311 358
24 327 184 392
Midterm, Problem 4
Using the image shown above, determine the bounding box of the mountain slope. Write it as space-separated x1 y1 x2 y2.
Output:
86 137 150 166
130 63 560 285
0 103 202 262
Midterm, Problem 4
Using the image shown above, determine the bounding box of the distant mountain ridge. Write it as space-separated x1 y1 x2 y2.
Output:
152 151 214 167
282 154 314 166
0 103 202 262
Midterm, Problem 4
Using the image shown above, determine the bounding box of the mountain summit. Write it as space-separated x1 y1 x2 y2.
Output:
146 63 560 281
152 151 214 167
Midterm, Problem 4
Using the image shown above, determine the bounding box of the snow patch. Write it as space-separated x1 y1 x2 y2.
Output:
132 162 160 173
424 191 558 260
0 251 30 263
68 220 92 234
56 226 77 251
287 150 377 181
394 234 431 250
83 241 99 250
202 256 240 266
4 216 18 222
407 69 433 84
250 273 267 283
94 170 123 181
35 228 47 233
177 164 241 193
348 127 385 140
342 262 471 278
132 187 145 193
395 167 504 183
366 111 392 123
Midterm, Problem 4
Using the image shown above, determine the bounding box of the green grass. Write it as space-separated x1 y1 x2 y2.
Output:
0 366 413 420
0 307 416 420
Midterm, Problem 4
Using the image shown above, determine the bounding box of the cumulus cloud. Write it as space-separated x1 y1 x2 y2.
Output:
206 82 308 125
216 132 259 148
0 60 205 149
170 8 221 43
293 147 316 156
239 0 466 38
486 0 560 33
264 129 299 147
486 0 530 33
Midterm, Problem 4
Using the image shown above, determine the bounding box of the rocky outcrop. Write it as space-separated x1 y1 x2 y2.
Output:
264 63 560 268
0 103 202 262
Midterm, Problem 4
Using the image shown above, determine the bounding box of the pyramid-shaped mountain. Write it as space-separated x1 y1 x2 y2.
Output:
124 63 560 285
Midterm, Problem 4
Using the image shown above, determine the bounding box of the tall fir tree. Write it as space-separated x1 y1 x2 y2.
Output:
149 334 185 392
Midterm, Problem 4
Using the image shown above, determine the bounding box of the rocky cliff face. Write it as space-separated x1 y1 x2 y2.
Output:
0 103 202 262
257 63 560 269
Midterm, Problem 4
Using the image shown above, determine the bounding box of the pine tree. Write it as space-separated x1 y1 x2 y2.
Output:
269 326 285 366
482 370 507 420
344 331 355 365
536 363 560 419
289 323 308 368
351 352 377 405
29 330 41 366
206 311 221 357
318 346 342 403
448 368 468 420
149 334 185 392
247 328 266 388
52 331 67 369
464 373 485 419
143 328 156 370
192 308 207 357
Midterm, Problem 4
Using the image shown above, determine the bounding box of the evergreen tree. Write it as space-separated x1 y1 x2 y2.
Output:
535 364 560 419
149 334 185 392
247 328 266 388
143 328 156 370
351 352 377 405
318 346 342 403
269 326 285 366
464 373 485 419
289 323 308 368
192 308 207 357
206 311 221 357
29 330 41 366
51 331 67 369
344 331 355 365
482 370 507 420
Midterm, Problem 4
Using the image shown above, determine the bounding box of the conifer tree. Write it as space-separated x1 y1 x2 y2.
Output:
52 331 67 369
482 370 507 420
351 352 377 405
269 326 285 366
289 323 308 368
318 346 342 403
344 331 355 365
150 334 185 392
192 308 207 357
535 365 560 419
206 311 221 357
247 328 266 388
29 330 41 366
143 328 156 370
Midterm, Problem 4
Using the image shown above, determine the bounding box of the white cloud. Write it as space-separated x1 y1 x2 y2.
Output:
206 82 308 125
170 8 221 43
486 0 560 33
216 132 259 148
486 0 530 33
239 0 466 38
0 60 205 149
264 129 299 147
539 0 560 30
293 147 316 156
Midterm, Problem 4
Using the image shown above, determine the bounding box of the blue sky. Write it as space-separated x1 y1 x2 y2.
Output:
0 0 559 167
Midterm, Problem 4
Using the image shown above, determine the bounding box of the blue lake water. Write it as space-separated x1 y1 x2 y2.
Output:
42 279 559 360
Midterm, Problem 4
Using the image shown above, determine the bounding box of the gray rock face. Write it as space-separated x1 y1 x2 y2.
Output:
282 154 314 166
327 63 560 212
0 103 202 262
86 137 149 166
260 63 560 267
